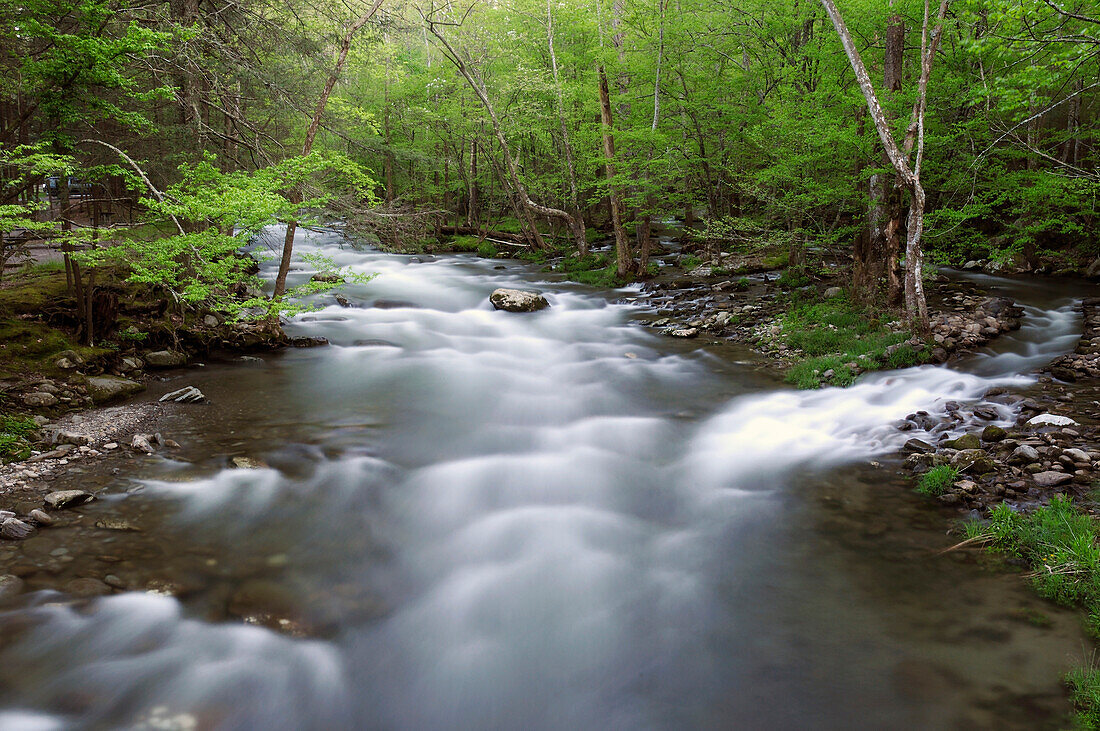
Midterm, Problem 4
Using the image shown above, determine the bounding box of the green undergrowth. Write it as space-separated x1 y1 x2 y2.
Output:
964 497 1100 728
554 252 623 287
780 293 925 389
916 465 959 497
449 235 499 258
0 413 39 462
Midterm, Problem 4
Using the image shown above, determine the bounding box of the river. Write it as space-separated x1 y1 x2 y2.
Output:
0 229 1093 729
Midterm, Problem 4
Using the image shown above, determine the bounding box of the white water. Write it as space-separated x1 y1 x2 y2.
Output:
0 229 1086 729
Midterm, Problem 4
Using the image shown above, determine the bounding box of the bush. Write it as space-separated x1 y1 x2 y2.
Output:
916 465 959 496
0 414 38 462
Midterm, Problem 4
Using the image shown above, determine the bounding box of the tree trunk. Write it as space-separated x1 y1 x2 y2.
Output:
598 65 633 277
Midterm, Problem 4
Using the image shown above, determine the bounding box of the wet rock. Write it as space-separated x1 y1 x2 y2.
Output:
55 356 79 370
27 444 75 462
94 518 139 531
1027 413 1078 427
27 509 53 526
64 577 111 597
981 425 1007 442
85 376 144 404
118 356 144 372
289 336 328 348
489 288 550 313
0 518 34 540
1010 445 1041 464
951 449 996 475
311 272 344 284
159 386 206 404
231 456 266 469
904 438 936 454
1034 471 1075 488
824 286 843 298
52 430 90 446
131 434 156 454
23 392 58 407
44 490 95 509
669 328 699 338
945 434 981 450
144 350 188 368
1065 448 1091 463
0 574 24 602
334 294 351 307
973 406 999 420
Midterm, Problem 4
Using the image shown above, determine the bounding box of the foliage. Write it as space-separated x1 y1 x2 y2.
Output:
916 465 959 497
0 414 39 462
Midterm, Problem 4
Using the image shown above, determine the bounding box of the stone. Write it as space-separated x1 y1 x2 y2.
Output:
0 518 34 540
94 518 139 532
904 438 936 454
203 314 220 327
310 272 344 284
1087 257 1100 279
669 328 699 338
159 386 206 404
334 294 351 307
489 288 550 313
1065 448 1090 463
85 376 144 404
945 433 981 450
55 357 78 370
1010 445 1041 464
27 444 75 462
44 490 95 509
144 350 188 368
23 392 58 407
64 577 111 598
981 425 1007 442
1027 413 1078 427
53 430 90 446
231 456 266 469
973 406 999 420
131 434 156 454
119 356 144 372
951 449 996 474
0 574 24 602
27 509 53 526
54 349 84 365
1034 471 1075 488
824 286 843 298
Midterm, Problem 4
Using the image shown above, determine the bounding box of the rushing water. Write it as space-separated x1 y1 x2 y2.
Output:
0 230 1094 729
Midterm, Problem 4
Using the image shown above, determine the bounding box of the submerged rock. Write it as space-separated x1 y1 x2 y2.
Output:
159 386 206 403
944 433 981 450
489 288 550 313
0 518 35 540
45 490 95 509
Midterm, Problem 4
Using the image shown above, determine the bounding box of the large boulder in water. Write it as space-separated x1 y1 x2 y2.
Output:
489 288 550 313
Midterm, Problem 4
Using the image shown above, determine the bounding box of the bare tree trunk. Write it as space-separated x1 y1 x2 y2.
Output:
425 17 584 253
598 66 633 277
273 0 386 298
547 0 586 256
467 134 479 227
821 0 946 331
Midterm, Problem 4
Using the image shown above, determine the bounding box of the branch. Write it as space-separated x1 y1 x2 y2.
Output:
77 139 185 236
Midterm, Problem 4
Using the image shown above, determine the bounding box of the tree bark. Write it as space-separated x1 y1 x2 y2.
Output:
598 65 633 277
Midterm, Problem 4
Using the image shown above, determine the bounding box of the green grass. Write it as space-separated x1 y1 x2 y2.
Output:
776 268 811 289
734 277 751 290
0 413 38 462
553 252 629 287
778 295 923 388
916 465 959 497
681 254 703 270
1067 663 1100 730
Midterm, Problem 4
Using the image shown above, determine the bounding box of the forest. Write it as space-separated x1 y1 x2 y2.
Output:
5 0 1100 728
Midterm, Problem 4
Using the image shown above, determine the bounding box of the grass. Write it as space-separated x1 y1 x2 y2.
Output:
0 413 39 462
778 294 923 389
681 254 703 270
449 235 499 258
964 497 1100 728
916 465 959 497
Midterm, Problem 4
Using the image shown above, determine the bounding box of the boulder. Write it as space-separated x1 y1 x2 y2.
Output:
23 392 58 407
1010 445 1041 464
981 425 1007 442
1064 448 1090 463
85 376 144 404
118 356 144 373
44 490 95 509
951 449 996 474
1087 257 1100 279
945 433 981 450
0 518 35 540
131 434 156 454
1027 413 1078 427
144 350 188 368
824 286 843 298
903 439 935 454
159 386 206 404
669 328 699 338
1034 471 1074 488
489 288 550 313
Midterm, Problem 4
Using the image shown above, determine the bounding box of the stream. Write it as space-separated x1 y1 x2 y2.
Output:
0 229 1095 729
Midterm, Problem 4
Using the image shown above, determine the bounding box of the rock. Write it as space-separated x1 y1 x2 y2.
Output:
159 386 206 403
55 357 78 370
981 425 1007 443
31 415 49 427
203 314 220 327
0 518 35 540
23 392 58 407
973 406 999 420
310 272 344 284
1051 366 1077 383
824 286 843 298
951 449 996 474
1034 471 1075 487
289 336 328 348
945 433 981 450
905 438 936 453
85 376 145 404
54 349 85 365
1010 445 1041 464
231 456 266 469
1064 448 1090 463
27 444 75 462
1027 413 1078 427
489 288 550 313
0 574 24 602
144 350 188 368
118 356 144 372
334 294 351 307
131 434 156 454
64 577 111 598
53 430 90 446
27 509 53 526
44 490 95 509
94 518 139 532
669 328 699 338
1087 257 1100 279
